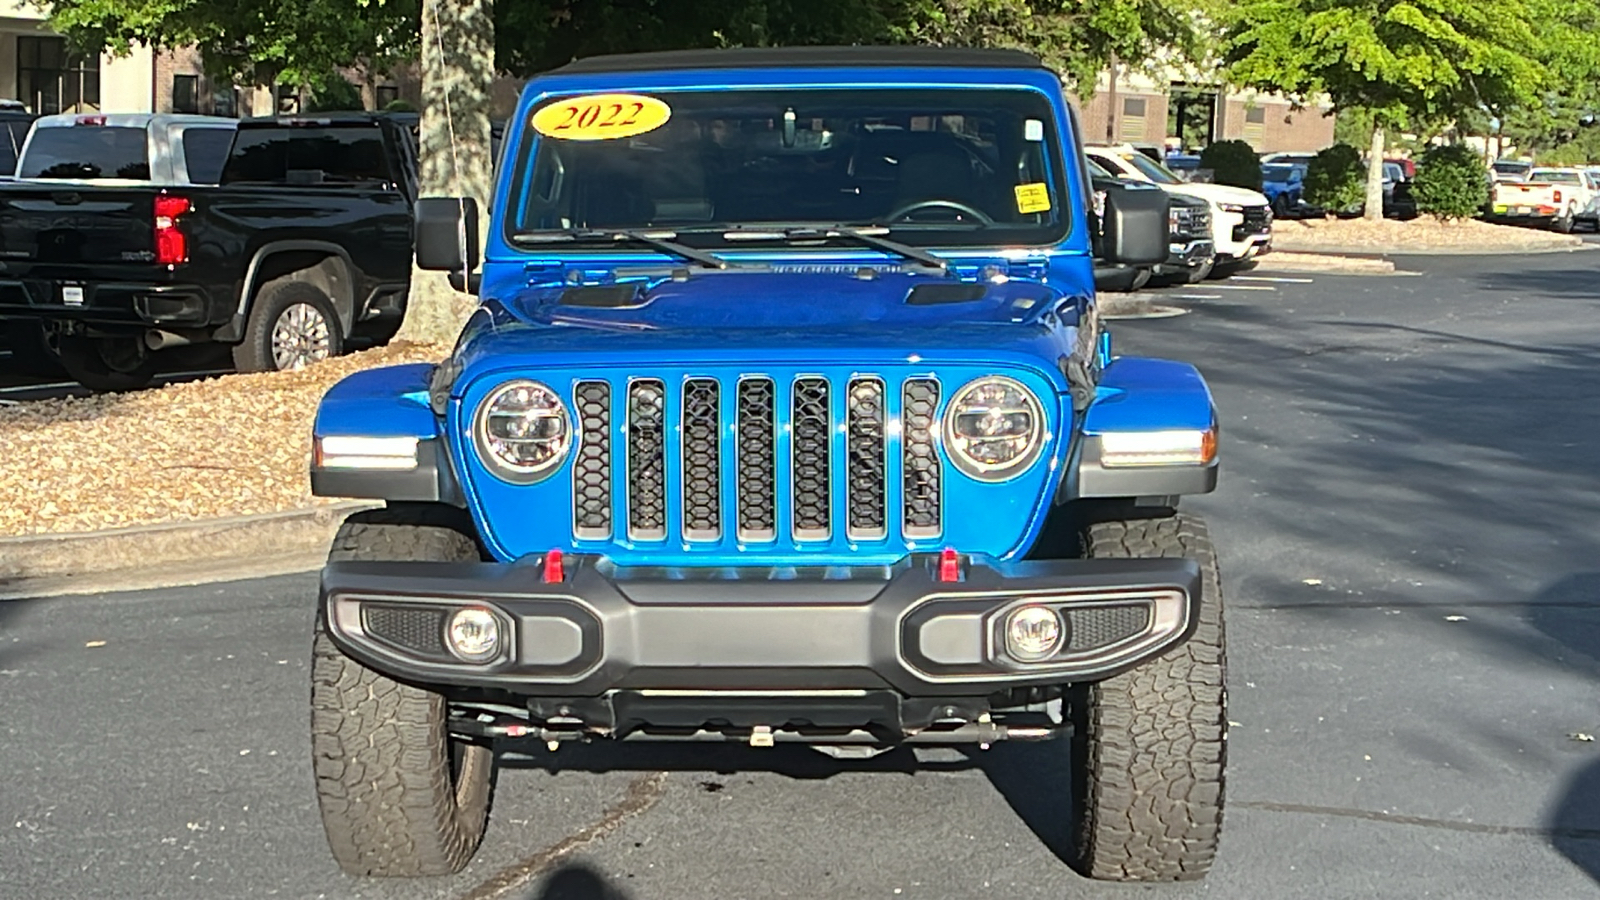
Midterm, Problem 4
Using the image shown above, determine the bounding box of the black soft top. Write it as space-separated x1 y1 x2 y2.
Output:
547 45 1048 75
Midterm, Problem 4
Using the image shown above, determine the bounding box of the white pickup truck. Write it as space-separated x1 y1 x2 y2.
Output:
1488 166 1598 233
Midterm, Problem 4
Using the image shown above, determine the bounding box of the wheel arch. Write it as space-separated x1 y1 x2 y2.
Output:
234 242 359 339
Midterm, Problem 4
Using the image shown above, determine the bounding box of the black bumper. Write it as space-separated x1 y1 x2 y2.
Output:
321 553 1202 699
0 277 222 329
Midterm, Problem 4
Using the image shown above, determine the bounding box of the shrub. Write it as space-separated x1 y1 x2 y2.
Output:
384 98 418 113
1412 144 1490 220
1198 139 1263 191
1302 142 1365 213
305 76 365 113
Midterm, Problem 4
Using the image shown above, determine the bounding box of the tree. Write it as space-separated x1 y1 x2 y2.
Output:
396 0 494 344
47 0 419 102
1221 0 1549 220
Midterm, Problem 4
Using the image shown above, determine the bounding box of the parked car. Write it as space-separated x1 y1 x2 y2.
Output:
1385 156 1416 179
1163 153 1212 182
1261 150 1317 166
1085 158 1212 288
1088 142 1272 275
0 108 36 178
1526 166 1600 231
1260 162 1306 217
2 112 240 376
1491 158 1534 183
306 45 1227 884
0 112 418 390
1487 167 1585 232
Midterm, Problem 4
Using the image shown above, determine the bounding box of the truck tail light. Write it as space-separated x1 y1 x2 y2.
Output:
1553 189 1562 204
75 115 106 126
154 194 191 265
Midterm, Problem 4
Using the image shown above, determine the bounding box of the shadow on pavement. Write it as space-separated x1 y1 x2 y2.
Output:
524 860 637 900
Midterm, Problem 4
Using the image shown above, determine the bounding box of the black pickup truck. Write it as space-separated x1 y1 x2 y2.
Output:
0 112 418 390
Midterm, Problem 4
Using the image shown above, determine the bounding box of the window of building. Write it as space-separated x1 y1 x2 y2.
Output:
277 84 301 115
376 85 399 108
212 87 238 118
17 36 100 115
172 74 200 114
1120 96 1148 143
1243 104 1267 143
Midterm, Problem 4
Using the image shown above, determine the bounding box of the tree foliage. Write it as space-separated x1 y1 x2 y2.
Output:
46 0 419 90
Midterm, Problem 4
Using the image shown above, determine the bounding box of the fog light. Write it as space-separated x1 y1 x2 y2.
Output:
446 607 501 663
1005 605 1064 662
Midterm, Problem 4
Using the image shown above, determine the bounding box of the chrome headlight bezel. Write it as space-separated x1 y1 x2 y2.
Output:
472 379 573 484
941 375 1047 482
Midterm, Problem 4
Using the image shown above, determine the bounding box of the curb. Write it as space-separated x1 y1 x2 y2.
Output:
0 500 379 601
1271 241 1594 257
1251 252 1397 275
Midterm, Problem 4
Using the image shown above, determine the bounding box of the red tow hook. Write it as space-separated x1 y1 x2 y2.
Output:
938 547 962 583
542 548 564 584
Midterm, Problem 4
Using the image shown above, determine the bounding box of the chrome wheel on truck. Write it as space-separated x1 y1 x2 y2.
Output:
270 302 334 370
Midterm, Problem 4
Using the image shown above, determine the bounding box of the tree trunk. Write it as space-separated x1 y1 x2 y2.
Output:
395 0 496 346
1365 124 1386 222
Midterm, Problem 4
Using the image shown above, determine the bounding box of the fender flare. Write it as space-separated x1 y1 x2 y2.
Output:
229 240 359 340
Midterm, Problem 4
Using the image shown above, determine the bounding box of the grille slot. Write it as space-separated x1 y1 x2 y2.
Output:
626 379 667 540
681 378 721 541
791 377 832 541
846 377 887 540
902 379 942 538
572 381 612 540
589 373 950 546
736 378 777 541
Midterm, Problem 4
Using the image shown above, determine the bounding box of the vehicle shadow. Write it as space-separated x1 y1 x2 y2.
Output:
496 737 971 780
518 860 638 900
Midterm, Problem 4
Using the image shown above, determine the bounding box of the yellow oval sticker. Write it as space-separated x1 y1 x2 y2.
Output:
530 93 672 141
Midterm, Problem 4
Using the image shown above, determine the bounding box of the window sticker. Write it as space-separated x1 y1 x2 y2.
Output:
1015 182 1051 214
1024 119 1045 142
530 93 671 141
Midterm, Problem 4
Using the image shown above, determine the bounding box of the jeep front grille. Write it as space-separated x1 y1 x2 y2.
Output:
572 375 943 546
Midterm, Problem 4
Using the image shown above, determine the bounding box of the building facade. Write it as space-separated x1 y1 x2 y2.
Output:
1071 67 1336 155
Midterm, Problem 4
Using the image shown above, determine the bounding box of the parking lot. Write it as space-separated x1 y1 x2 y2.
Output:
4 247 1598 900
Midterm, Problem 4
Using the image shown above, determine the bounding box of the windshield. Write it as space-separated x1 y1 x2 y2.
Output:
1262 164 1301 181
1493 161 1529 174
19 125 149 180
1113 151 1182 185
507 87 1067 248
1531 169 1582 184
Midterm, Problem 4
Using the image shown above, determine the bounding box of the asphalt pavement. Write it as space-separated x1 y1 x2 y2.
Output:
4 248 1600 899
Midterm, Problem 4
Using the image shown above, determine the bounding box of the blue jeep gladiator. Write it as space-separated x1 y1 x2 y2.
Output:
307 46 1225 883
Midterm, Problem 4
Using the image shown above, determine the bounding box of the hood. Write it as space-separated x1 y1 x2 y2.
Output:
454 270 1081 382
1165 182 1271 206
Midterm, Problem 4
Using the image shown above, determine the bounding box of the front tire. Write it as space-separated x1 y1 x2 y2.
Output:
1069 512 1227 881
310 508 494 877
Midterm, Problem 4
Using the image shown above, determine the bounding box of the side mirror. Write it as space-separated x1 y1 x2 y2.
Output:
415 196 480 272
1095 181 1169 266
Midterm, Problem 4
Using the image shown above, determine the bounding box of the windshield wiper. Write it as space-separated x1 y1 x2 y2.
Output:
711 223 948 272
511 228 728 270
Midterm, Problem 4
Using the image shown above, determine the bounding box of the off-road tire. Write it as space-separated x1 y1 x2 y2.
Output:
1069 512 1226 881
233 281 344 373
310 507 494 877
55 334 156 392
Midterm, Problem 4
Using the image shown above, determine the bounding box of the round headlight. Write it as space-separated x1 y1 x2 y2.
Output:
474 380 572 482
943 376 1045 480
446 607 502 663
1005 605 1064 662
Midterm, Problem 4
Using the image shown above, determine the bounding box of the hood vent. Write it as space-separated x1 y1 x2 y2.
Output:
905 283 988 306
558 283 648 308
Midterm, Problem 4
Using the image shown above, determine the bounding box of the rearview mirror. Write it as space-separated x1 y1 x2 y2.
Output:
1094 181 1169 266
415 196 480 272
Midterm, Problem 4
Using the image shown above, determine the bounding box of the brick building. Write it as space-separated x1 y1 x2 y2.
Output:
1071 68 1335 154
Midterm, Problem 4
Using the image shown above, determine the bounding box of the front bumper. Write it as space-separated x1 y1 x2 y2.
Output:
1159 237 1215 271
322 553 1202 700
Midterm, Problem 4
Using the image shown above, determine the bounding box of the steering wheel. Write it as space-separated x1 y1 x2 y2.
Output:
886 199 995 225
